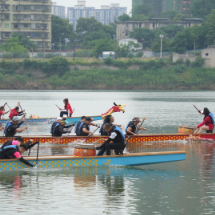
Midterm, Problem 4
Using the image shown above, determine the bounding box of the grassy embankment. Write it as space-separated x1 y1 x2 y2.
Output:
0 56 214 90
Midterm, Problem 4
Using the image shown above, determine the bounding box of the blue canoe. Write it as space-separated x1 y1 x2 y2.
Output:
0 151 186 170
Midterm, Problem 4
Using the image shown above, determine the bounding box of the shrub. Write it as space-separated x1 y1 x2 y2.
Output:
191 56 205 68
104 57 113 65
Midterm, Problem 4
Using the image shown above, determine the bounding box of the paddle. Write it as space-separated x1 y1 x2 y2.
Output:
125 119 145 147
83 127 99 143
35 140 40 166
55 104 61 110
6 104 11 110
193 105 201 113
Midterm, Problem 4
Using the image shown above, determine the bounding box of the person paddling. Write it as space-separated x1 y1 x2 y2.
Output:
99 115 121 136
4 116 28 137
0 103 11 119
0 142 34 167
96 123 125 156
51 118 73 137
58 98 73 117
194 108 214 134
9 102 25 119
125 117 147 135
74 116 86 135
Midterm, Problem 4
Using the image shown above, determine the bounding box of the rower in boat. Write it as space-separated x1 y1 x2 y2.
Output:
0 142 34 167
9 102 25 119
51 118 73 137
99 115 121 136
78 117 100 136
58 98 73 117
4 116 28 137
0 103 11 119
194 108 214 134
96 123 125 156
1 137 39 150
74 116 86 135
125 117 147 135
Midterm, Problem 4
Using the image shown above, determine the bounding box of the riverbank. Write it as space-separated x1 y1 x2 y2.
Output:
0 56 214 90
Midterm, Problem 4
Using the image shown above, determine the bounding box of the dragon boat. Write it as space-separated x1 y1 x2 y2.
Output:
0 103 126 125
0 133 214 145
0 151 186 170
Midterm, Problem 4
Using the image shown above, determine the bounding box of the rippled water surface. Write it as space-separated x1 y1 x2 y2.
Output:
0 90 215 214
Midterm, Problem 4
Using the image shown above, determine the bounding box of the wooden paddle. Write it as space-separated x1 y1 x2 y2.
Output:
55 104 61 110
36 140 40 166
83 127 99 143
6 104 11 110
193 105 201 113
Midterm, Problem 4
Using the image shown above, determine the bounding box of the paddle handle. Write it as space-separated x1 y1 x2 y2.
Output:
55 104 61 110
6 104 11 110
36 141 40 165
193 105 201 113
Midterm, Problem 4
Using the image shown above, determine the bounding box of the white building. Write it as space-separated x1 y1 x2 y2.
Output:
119 38 142 50
67 1 127 29
52 2 65 19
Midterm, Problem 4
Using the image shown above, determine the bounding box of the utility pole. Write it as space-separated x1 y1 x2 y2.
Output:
160 35 164 59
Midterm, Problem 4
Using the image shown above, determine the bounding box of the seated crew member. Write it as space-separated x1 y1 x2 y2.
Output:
0 103 11 119
59 98 73 117
0 142 34 167
4 116 28 137
99 115 121 136
9 102 25 119
51 118 72 137
1 137 39 150
74 116 86 135
96 123 125 156
126 117 147 135
194 107 214 134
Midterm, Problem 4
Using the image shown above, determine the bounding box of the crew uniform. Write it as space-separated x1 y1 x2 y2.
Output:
197 112 215 133
4 120 24 137
125 121 137 135
51 122 70 137
78 122 89 136
75 121 82 136
99 122 113 136
97 126 125 156
0 145 34 167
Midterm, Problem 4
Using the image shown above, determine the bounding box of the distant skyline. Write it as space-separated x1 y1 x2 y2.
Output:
53 0 131 14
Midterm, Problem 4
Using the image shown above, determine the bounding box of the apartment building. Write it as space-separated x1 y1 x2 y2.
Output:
0 0 52 50
67 1 127 29
132 0 193 18
52 2 65 19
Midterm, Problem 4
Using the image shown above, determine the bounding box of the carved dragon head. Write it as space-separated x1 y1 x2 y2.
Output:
102 102 126 118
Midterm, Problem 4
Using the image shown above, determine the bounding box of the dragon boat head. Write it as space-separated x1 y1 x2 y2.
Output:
101 102 126 118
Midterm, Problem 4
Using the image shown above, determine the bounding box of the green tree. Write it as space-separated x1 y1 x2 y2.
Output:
51 15 76 45
191 0 215 18
93 39 116 57
160 10 178 20
172 13 186 21
160 24 184 39
132 4 153 20
118 14 132 21
152 39 170 52
205 9 215 45
0 37 28 53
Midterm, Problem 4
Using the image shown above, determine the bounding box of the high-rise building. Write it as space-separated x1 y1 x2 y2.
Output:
0 0 52 49
52 2 65 19
132 0 193 18
67 1 127 29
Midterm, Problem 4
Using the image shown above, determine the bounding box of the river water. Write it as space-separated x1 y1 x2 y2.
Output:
0 90 215 214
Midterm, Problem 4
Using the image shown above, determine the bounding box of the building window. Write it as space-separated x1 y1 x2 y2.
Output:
5 23 9 28
5 32 9 37
5 14 9 19
24 24 28 28
14 23 18 28
125 30 128 36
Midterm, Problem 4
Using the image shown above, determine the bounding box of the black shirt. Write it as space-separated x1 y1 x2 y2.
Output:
79 122 89 136
5 121 24 137
126 122 137 135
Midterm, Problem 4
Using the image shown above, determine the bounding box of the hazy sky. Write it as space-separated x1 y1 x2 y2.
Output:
54 0 132 14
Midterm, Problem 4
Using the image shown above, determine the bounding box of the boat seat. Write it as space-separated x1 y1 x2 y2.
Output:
206 130 213 133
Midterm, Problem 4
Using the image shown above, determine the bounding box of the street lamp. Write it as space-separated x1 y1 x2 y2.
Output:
160 34 164 59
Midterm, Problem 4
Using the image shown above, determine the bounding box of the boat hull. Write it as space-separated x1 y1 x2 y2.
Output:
0 115 102 125
0 133 214 144
0 151 186 170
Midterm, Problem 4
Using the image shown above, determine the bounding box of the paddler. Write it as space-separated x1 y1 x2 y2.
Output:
0 103 11 119
77 117 100 136
194 107 214 134
96 123 125 156
74 116 86 135
51 118 73 137
9 102 25 119
99 115 121 136
59 98 73 117
125 117 147 135
0 142 35 167
4 115 28 137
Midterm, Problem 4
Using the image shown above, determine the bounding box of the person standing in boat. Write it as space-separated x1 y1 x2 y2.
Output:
59 98 73 117
96 123 125 156
4 116 28 137
99 115 121 136
9 102 25 119
0 142 34 167
0 103 11 119
126 117 147 135
194 108 214 134
51 118 73 137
